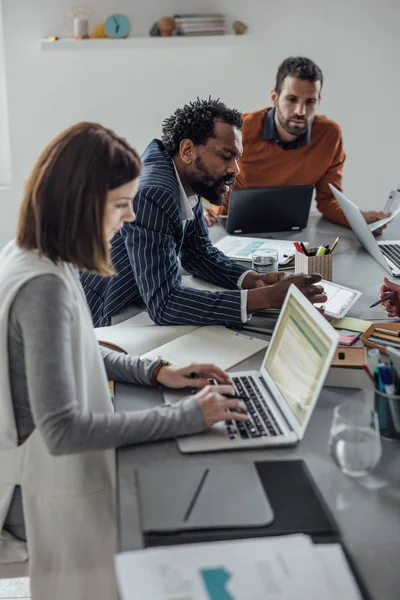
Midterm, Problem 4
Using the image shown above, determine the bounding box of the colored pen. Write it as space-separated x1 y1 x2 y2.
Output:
316 245 327 256
379 363 395 395
369 291 396 308
375 328 400 337
328 236 341 254
294 241 304 253
300 242 309 256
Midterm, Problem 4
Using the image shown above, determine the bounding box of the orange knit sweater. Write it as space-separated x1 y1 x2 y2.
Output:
221 107 348 227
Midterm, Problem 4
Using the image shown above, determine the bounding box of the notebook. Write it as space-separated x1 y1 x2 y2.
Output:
361 322 400 352
96 312 268 371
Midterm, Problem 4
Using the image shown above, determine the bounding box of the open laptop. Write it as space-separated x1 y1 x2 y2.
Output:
226 185 314 235
178 284 339 453
329 184 400 277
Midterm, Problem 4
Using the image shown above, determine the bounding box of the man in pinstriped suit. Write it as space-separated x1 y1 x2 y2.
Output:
81 99 326 327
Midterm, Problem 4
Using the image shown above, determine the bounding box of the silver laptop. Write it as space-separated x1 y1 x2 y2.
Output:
329 184 400 277
178 285 339 453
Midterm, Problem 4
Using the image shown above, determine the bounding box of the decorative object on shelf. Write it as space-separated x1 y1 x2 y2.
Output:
174 13 226 36
92 23 108 38
149 22 160 37
232 20 248 35
157 16 176 37
104 14 131 38
47 36 60 42
65 6 94 39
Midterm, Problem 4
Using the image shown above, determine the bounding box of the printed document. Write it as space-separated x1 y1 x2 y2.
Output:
115 534 361 600
214 235 298 264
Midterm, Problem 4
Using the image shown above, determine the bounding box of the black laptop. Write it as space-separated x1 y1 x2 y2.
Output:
226 185 314 234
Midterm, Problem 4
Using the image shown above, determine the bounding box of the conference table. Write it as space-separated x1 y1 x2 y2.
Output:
115 213 400 600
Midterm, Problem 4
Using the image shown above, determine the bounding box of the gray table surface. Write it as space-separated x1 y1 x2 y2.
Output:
115 213 400 600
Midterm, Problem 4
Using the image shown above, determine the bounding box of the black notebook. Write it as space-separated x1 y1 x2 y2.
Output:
141 459 371 600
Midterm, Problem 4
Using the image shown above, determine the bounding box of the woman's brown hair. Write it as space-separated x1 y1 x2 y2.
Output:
17 122 141 276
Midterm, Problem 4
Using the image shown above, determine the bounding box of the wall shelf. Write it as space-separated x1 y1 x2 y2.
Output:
41 35 249 52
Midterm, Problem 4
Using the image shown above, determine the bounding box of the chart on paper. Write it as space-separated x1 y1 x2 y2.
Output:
214 235 300 264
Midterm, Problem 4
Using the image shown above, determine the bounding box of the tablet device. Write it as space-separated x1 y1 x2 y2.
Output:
316 280 362 319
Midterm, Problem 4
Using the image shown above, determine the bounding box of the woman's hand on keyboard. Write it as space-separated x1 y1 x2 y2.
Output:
156 362 231 389
193 385 248 427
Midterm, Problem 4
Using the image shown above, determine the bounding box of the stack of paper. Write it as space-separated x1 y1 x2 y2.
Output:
115 534 362 600
95 312 268 370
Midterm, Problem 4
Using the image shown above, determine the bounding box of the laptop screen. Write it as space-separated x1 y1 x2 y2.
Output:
264 294 333 425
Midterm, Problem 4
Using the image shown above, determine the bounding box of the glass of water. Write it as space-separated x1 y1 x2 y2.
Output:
329 402 382 478
251 249 279 273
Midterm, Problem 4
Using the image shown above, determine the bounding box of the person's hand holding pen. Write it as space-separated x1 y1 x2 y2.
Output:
377 277 400 318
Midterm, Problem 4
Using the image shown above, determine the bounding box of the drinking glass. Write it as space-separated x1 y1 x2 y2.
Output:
329 402 382 478
251 249 279 273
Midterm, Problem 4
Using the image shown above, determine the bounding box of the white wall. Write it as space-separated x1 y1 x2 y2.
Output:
1 0 399 247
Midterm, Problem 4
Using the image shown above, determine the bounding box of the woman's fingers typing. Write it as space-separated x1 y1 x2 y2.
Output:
193 385 249 427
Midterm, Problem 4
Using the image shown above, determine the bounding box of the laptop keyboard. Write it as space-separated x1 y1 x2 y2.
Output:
381 244 400 268
225 375 283 440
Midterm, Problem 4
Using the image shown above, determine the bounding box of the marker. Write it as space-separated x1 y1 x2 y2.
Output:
300 242 309 256
294 241 304 253
379 363 395 395
316 246 327 256
328 236 341 254
375 328 400 337
369 291 396 308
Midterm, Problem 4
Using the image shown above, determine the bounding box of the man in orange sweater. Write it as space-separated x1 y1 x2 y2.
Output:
206 56 387 229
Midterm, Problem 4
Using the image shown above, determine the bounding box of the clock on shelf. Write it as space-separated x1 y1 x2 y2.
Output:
104 14 131 38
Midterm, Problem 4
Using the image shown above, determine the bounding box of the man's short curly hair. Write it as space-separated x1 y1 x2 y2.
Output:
161 97 242 156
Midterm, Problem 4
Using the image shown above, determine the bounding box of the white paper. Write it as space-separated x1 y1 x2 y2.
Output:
214 235 299 264
110 311 156 327
368 206 400 232
315 280 362 319
143 325 268 370
383 187 400 214
115 535 355 600
95 319 198 355
314 544 362 599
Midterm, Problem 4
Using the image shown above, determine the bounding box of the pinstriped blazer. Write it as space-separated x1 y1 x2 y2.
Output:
81 139 247 327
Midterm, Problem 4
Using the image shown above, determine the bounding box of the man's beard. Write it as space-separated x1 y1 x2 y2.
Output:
191 156 235 206
276 105 309 137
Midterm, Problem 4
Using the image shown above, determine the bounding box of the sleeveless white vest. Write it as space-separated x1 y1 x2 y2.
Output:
0 240 118 600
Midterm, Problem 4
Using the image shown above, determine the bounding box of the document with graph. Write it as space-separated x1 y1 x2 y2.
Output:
115 534 361 600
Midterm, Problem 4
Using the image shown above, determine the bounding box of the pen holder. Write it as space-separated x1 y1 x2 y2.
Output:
294 249 333 281
372 387 400 440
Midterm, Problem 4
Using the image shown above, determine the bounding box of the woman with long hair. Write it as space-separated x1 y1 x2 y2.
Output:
0 123 247 599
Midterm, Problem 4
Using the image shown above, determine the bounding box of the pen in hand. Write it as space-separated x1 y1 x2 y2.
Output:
369 291 396 308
